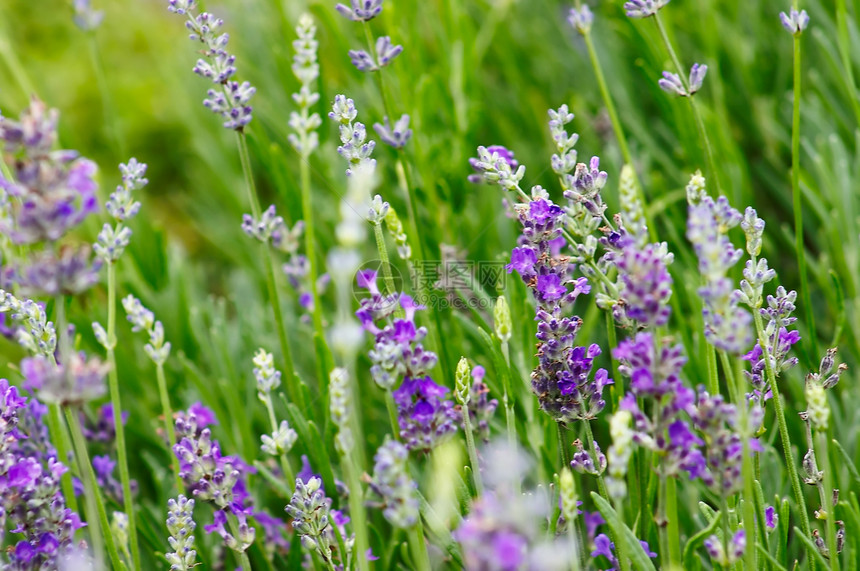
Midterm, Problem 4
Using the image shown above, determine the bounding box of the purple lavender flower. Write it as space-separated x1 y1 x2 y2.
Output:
392 376 458 452
614 333 707 480
169 4 256 130
22 352 109 406
18 246 102 297
348 36 402 72
624 0 670 18
742 286 801 400
780 7 809 35
765 505 778 530
468 145 525 189
286 476 337 564
704 530 745 567
592 533 657 570
615 239 673 327
659 64 708 97
0 99 100 245
367 438 419 527
460 365 498 442
373 114 412 149
336 0 384 21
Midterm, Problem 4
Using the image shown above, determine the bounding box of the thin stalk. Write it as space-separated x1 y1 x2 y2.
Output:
652 13 722 197
664 477 682 568
227 516 253 571
815 430 839 571
156 361 183 491
790 31 817 364
605 311 621 411
47 404 79 515
657 476 671 570
461 405 484 495
264 395 295 486
237 131 308 407
105 263 141 569
407 524 432 571
579 27 656 243
719 350 757 570
342 455 370 571
500 341 517 450
753 311 814 566
66 406 123 571
373 223 400 303
706 342 719 397
385 389 400 437
558 423 571 466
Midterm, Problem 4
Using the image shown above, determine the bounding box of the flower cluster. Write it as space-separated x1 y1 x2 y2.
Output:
373 114 412 149
614 333 706 480
366 437 419 527
505 189 611 423
0 100 102 296
22 351 110 406
0 380 85 569
168 1 256 129
392 376 459 453
611 235 674 328
704 530 746 568
121 294 171 365
288 14 322 157
95 158 147 263
467 145 525 189
348 36 403 72
687 190 751 354
659 64 708 97
780 7 809 35
165 495 197 570
459 365 498 443
742 287 800 401
330 95 377 175
623 0 671 18
286 476 337 565
0 290 56 357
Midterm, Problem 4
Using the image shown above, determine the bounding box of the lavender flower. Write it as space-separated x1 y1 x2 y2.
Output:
329 367 354 453
704 530 745 567
592 533 657 570
658 64 708 97
330 95 377 175
165 496 197 570
367 438 419 527
505 193 611 422
18 246 102 297
780 7 809 35
242 204 289 245
261 420 297 456
460 365 498 442
72 0 104 31
624 0 670 18
95 158 147 263
568 4 594 35
373 114 412 149
355 270 437 389
392 376 459 452
619 164 648 247
204 509 255 554
0 290 57 357
614 239 674 327
336 0 384 21
548 105 580 191
122 294 171 364
687 193 752 353
22 352 109 406
606 410 633 499
348 36 403 72
742 287 800 397
614 333 707 480
169 3 256 129
286 476 335 564
468 145 525 189
288 14 322 157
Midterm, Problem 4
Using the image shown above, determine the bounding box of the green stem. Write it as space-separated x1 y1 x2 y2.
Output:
407 524 432 571
500 341 517 450
653 13 722 197
66 406 123 571
816 430 839 571
385 389 400 437
156 361 183 491
719 350 757 571
227 516 253 571
753 311 814 567
461 403 484 495
264 395 295 488
47 404 79 515
373 222 399 303
790 31 817 364
605 311 621 411
105 263 141 570
580 29 656 243
342 453 370 571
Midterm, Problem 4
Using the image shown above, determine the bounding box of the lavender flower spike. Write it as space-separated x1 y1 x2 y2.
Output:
624 0 670 18
336 0 384 22
288 14 322 158
349 36 403 72
374 114 413 149
568 4 594 35
659 64 707 97
780 7 809 35
367 438 419 528
165 496 197 570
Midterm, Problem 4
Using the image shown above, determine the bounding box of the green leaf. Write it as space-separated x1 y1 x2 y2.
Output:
682 507 721 569
591 492 658 571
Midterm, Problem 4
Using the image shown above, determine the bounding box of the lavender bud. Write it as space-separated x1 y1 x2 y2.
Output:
330 368 353 453
92 321 109 349
261 420 297 456
558 468 578 522
688 63 708 94
373 114 412 149
812 529 829 558
624 0 671 19
686 170 707 204
384 206 411 260
455 357 471 406
493 296 512 343
802 448 824 485
376 36 403 67
367 194 390 225
567 4 594 35
741 206 764 256
606 410 633 500
329 94 358 124
94 223 133 262
780 7 809 35
805 378 829 431
837 521 845 554
286 477 334 563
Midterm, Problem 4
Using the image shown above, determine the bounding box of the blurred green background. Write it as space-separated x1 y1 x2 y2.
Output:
3 0 860 567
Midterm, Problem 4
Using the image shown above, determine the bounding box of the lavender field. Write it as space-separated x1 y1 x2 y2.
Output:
1 0 859 569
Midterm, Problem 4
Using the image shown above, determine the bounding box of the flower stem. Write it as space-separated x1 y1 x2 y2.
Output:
385 389 400 437
816 430 839 571
790 30 817 365
46 404 79 515
105 263 141 570
652 13 722 197
156 361 183 491
461 402 484 495
65 406 123 571
753 310 814 567
342 453 370 571
264 395 295 490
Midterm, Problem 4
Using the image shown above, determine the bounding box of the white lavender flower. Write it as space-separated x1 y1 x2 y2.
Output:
0 290 57 357
568 4 594 35
261 420 298 456
286 477 335 563
367 195 390 226
253 348 282 398
659 64 708 97
367 438 419 528
329 368 353 454
780 7 809 35
288 15 322 157
165 496 197 571
493 296 512 343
